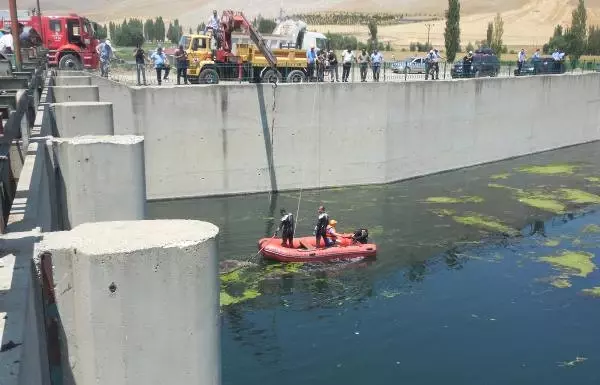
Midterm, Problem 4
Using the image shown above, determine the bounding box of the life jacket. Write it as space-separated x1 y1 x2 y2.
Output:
281 213 294 232
325 225 336 239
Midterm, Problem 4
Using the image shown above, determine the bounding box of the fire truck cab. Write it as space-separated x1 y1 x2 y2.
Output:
0 10 99 70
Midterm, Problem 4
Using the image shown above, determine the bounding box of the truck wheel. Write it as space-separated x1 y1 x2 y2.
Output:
261 68 282 83
199 68 219 84
188 77 200 84
59 54 82 70
286 70 306 83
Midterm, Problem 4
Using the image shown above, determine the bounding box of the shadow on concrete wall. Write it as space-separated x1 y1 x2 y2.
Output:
40 251 76 385
255 84 278 193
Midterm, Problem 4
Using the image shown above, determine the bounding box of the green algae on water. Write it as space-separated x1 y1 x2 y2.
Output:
425 196 484 204
490 173 512 180
517 197 566 214
544 239 561 247
516 164 578 175
585 177 600 183
452 213 519 236
550 278 572 288
582 224 600 233
558 188 600 204
581 287 600 297
428 208 456 217
220 289 262 307
539 251 596 277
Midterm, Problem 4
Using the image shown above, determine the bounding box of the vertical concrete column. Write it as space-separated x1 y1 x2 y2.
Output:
50 102 115 137
51 85 99 103
53 76 92 86
37 220 221 385
49 135 146 229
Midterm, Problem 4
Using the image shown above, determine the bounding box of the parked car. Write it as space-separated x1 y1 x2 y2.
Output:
451 51 500 78
514 57 566 76
391 56 427 74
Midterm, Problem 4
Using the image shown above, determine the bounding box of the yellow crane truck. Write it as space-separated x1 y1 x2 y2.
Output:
181 10 311 84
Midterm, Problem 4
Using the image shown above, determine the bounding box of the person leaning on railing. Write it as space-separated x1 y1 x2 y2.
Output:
133 44 147 86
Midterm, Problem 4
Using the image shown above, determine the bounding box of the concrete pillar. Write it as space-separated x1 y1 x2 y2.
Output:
51 85 99 103
49 135 146 229
36 220 221 385
50 102 114 137
54 76 92 86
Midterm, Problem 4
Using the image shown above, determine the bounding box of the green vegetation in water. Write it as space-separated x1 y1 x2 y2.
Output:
379 289 404 298
539 251 597 277
425 196 484 204
452 213 519 236
550 278 572 288
220 289 262 307
490 173 512 180
517 196 566 214
582 224 600 233
558 188 600 204
487 183 520 191
585 177 600 183
428 208 456 217
581 287 600 297
544 239 561 247
516 163 578 175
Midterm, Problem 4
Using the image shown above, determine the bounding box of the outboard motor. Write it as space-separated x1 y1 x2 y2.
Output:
352 228 369 244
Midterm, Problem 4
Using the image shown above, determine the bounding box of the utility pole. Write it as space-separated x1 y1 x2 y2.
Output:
8 0 22 71
425 23 433 47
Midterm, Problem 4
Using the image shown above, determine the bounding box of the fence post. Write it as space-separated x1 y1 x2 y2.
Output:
383 62 386 82
443 62 447 79
404 67 407 81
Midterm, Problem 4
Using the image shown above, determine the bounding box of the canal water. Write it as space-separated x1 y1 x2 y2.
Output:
149 142 600 385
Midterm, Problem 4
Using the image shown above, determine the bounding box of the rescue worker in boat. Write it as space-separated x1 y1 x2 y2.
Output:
274 209 294 247
324 219 352 247
314 206 330 248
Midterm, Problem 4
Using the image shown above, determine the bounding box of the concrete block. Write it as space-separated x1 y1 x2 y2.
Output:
56 70 87 77
54 76 92 86
51 86 99 103
49 135 146 229
37 220 221 385
50 102 114 137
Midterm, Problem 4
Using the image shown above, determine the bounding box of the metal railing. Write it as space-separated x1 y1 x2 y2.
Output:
100 58 600 86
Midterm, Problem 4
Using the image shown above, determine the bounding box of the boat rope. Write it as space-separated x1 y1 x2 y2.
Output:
270 78 277 148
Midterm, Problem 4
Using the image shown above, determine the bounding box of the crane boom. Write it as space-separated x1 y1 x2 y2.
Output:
220 10 278 68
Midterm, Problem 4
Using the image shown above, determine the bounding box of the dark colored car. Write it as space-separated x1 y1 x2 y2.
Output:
451 52 500 78
514 57 566 76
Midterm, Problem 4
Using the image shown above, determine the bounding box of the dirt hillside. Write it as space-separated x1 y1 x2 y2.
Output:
17 0 600 46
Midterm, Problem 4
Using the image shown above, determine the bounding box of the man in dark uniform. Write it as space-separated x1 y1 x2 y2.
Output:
314 206 329 248
275 209 294 247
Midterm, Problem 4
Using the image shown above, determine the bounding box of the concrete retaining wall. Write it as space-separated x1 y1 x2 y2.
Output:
129 73 600 199
90 77 136 135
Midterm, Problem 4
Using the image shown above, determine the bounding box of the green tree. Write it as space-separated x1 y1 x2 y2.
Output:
108 21 116 39
486 22 493 46
144 19 155 41
444 0 461 62
367 19 378 50
154 16 165 42
257 18 277 33
490 13 504 58
167 22 173 42
567 0 587 64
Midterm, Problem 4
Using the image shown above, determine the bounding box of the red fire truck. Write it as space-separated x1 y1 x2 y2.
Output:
0 10 99 70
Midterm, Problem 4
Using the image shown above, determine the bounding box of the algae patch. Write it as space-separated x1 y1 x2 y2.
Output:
558 189 600 204
582 224 600 233
516 164 578 175
220 289 262 307
539 251 596 277
425 196 484 204
585 177 600 183
452 213 519 236
518 197 566 214
550 278 572 288
490 173 512 180
543 239 561 247
428 208 456 217
581 287 600 297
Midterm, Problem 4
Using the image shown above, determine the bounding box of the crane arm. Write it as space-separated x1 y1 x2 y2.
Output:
220 10 277 68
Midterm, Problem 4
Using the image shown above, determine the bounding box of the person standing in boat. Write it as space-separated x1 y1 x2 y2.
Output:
315 206 330 248
275 209 295 248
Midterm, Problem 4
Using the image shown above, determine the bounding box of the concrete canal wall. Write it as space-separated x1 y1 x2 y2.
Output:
93 73 600 200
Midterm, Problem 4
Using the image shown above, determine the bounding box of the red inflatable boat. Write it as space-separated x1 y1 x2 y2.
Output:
257 236 377 263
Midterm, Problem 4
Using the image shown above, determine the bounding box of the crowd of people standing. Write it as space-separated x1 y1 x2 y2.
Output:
306 46 385 82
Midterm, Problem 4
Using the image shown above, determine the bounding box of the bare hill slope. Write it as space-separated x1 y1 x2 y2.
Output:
17 0 600 46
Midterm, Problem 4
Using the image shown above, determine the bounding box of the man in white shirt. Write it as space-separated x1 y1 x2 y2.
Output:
205 10 220 48
0 24 23 54
370 49 383 81
341 49 354 82
517 49 526 73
